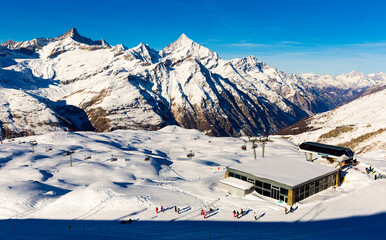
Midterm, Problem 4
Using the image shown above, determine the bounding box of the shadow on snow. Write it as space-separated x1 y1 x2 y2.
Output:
2 213 386 240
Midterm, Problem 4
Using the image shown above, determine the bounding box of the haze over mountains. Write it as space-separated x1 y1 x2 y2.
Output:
0 28 385 138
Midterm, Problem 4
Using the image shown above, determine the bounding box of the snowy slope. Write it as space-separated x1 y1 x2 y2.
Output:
0 126 386 239
1 28 385 138
281 85 386 153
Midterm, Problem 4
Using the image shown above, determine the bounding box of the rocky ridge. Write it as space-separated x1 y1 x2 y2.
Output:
0 28 385 138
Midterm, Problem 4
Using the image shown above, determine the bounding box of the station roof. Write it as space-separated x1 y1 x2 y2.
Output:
299 142 354 158
219 177 254 190
228 156 338 188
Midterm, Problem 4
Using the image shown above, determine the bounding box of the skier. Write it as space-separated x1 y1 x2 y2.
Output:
253 212 257 220
233 210 236 218
201 209 205 215
178 208 180 214
175 206 177 212
240 208 243 216
156 207 158 213
161 206 164 212
290 205 293 213
284 207 288 214
210 208 213 213
236 211 239 218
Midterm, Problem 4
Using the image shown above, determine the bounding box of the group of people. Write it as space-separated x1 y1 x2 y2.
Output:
174 206 181 214
233 208 244 218
200 208 214 219
365 166 385 180
284 205 294 214
366 166 374 174
155 206 164 213
156 206 182 214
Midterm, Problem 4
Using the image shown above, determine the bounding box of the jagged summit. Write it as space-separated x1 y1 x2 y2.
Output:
160 33 219 68
131 42 160 63
59 28 81 39
346 70 364 77
56 28 110 47
1 30 385 139
0 37 51 55
175 33 193 44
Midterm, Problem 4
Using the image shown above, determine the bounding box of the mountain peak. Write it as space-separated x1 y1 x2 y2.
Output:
347 70 364 77
131 42 160 63
57 28 109 47
62 28 81 39
160 33 219 67
177 33 192 42
175 33 195 47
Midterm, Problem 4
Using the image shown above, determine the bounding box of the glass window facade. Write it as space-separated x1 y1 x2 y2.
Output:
227 169 338 204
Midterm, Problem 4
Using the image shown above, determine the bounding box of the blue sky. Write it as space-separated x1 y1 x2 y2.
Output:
1 0 386 75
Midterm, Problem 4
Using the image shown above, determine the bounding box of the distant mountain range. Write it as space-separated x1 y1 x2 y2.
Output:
279 84 386 153
0 28 385 138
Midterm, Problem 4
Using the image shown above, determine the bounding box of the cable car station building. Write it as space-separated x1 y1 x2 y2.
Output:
298 141 355 164
220 153 340 206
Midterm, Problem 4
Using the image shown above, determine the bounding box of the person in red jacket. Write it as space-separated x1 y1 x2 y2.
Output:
156 207 158 213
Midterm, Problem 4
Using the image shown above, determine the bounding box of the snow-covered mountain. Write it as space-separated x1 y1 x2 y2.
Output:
279 84 386 153
1 28 385 138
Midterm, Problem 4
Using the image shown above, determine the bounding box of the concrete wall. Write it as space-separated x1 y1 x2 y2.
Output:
217 182 252 197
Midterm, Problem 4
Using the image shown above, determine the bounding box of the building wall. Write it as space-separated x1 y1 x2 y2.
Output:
227 168 339 205
227 170 290 203
293 172 337 202
217 181 250 197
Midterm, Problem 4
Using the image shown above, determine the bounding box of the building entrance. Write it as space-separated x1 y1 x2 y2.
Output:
271 186 280 200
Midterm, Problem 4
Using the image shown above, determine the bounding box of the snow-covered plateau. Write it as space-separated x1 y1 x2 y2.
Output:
1 28 385 138
0 126 385 239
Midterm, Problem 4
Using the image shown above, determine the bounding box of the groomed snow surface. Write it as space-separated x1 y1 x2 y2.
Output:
0 126 385 239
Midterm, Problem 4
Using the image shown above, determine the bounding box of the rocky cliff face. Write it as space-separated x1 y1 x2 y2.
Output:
0 29 385 138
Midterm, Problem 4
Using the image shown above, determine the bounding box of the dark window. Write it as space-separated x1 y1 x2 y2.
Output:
298 193 304 201
255 180 262 187
235 174 240 179
305 185 309 191
263 183 271 190
280 188 288 195
263 190 270 197
256 188 262 194
229 172 234 177
280 195 284 201
305 191 309 198
315 181 319 187
241 176 247 181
